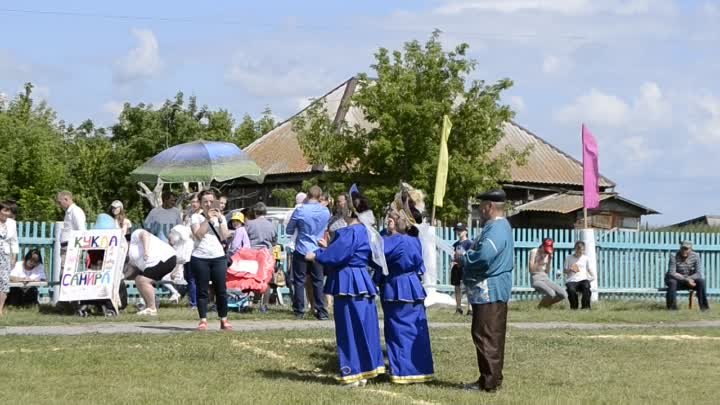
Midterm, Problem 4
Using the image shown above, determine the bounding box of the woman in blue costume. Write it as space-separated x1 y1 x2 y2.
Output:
305 189 386 387
374 209 434 384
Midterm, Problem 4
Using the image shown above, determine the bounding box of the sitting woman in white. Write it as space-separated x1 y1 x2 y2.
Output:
8 249 46 306
126 229 178 316
563 241 596 310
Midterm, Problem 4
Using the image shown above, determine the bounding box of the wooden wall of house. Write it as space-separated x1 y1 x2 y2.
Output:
508 212 576 229
220 174 310 210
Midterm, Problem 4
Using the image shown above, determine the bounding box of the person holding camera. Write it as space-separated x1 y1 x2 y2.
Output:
190 190 231 331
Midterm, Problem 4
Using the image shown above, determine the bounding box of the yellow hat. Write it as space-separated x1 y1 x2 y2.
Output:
231 212 245 224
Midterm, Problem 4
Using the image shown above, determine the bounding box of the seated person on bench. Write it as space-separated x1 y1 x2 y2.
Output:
8 249 46 306
665 241 710 311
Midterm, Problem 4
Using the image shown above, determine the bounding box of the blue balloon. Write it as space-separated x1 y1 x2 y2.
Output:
94 213 117 230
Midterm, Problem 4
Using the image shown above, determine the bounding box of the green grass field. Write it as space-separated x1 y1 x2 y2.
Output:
1 325 719 405
1 299 717 327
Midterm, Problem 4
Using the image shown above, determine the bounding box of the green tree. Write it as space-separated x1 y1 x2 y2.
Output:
234 107 276 148
294 31 527 221
0 83 71 220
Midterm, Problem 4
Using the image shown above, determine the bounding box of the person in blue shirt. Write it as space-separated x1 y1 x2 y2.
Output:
305 191 384 387
286 185 332 320
374 209 434 384
457 189 514 393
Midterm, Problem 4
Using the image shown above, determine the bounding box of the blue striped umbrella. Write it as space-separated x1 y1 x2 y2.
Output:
131 140 265 183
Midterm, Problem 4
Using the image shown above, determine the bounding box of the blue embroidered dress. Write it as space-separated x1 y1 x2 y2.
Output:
314 223 385 384
374 233 434 383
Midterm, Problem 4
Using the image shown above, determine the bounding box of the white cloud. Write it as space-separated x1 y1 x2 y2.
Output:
295 96 314 111
555 89 630 127
542 54 575 74
114 29 162 83
509 95 526 113
434 0 675 16
0 50 32 78
225 52 336 98
554 82 671 129
103 101 125 119
689 94 720 144
621 135 660 163
31 85 50 102
702 2 720 16
632 82 672 130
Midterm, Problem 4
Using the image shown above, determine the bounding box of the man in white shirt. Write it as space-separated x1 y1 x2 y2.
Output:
563 241 596 310
144 191 182 243
56 191 87 247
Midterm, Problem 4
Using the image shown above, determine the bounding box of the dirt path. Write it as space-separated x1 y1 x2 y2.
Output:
2 320 719 336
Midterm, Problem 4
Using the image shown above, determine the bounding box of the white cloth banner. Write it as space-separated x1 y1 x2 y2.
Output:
57 229 127 312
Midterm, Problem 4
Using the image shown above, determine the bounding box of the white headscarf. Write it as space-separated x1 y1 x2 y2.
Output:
357 210 388 276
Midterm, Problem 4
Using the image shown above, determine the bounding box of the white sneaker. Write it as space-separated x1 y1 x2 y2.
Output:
341 381 361 389
358 379 368 387
136 308 158 316
169 293 181 304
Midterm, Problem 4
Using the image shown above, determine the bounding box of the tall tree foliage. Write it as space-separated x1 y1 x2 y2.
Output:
0 86 276 222
235 107 276 148
0 83 70 219
295 31 528 221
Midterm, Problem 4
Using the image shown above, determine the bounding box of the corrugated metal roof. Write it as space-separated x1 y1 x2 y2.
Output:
512 193 613 214
668 215 720 227
513 192 658 215
246 77 615 188
496 122 615 187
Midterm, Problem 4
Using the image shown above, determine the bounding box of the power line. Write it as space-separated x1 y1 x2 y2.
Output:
0 7 591 41
2 7 715 43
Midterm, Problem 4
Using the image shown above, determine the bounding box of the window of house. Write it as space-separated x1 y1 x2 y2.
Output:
621 217 639 229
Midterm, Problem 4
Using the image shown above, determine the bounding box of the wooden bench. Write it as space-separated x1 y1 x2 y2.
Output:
9 281 48 288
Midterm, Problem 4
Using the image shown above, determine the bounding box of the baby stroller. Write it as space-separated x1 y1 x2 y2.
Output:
226 247 276 311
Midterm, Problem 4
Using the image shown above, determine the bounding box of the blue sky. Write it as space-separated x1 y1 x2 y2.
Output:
1 0 719 225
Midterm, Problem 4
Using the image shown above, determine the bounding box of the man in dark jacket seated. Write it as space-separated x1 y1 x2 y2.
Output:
665 241 710 311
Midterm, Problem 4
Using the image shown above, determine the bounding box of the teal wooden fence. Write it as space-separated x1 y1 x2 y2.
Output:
14 221 720 301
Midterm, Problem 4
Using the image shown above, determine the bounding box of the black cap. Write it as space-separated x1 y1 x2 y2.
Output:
477 189 506 202
454 223 467 232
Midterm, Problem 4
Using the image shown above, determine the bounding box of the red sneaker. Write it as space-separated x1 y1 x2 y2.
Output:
220 320 233 331
197 320 208 331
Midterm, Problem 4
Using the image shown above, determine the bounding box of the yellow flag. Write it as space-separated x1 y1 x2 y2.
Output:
433 115 452 208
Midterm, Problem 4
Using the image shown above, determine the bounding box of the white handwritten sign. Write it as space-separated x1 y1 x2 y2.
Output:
58 229 126 312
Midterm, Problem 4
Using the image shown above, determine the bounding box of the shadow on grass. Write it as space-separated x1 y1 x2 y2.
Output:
138 325 196 332
258 343 339 386
256 369 338 385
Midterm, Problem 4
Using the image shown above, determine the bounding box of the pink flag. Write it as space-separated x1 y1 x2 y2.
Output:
582 124 600 210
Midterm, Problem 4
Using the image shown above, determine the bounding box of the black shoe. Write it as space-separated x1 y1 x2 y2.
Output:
455 308 463 315
294 313 304 320
317 314 329 321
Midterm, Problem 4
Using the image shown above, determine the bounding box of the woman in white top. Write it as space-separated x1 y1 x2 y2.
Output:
126 229 178 316
0 201 19 315
109 200 132 239
8 249 46 306
563 241 596 310
190 190 231 331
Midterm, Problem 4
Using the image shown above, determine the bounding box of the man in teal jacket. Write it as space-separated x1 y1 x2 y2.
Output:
458 189 514 393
